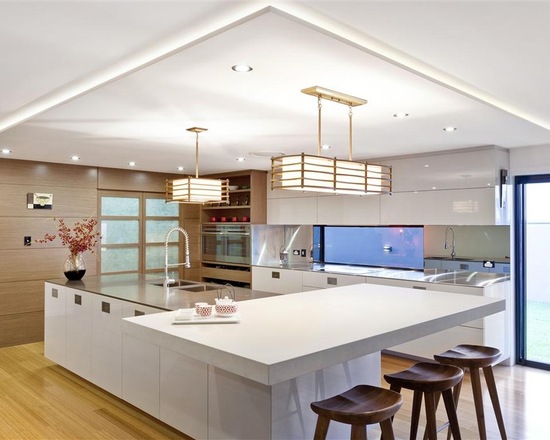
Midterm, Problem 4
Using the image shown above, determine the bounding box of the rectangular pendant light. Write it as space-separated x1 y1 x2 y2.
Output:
271 153 392 195
270 86 392 196
166 177 229 204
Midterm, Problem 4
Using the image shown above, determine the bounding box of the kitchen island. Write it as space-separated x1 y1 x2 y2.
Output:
121 283 505 439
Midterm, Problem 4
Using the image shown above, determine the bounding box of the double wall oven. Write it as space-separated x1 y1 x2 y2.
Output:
201 224 251 265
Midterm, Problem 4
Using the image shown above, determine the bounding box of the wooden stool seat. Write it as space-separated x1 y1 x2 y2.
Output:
384 362 464 440
434 344 507 440
310 384 403 440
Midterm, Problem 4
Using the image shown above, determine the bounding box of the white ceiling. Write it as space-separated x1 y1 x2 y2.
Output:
1 1 550 175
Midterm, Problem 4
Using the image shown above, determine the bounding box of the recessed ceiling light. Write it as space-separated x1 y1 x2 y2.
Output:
443 126 457 132
321 144 331 150
236 157 246 162
177 166 184 171
1 148 12 154
70 155 80 161
231 64 253 73
128 161 136 167
424 164 430 168
393 112 409 118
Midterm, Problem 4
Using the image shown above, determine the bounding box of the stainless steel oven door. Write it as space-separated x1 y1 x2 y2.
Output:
201 224 251 265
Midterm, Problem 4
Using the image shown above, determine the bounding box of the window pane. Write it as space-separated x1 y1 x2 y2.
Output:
146 198 179 217
146 220 180 243
101 220 139 244
101 196 140 216
146 244 179 270
101 247 139 273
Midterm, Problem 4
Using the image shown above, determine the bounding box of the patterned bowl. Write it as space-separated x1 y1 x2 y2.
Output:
215 303 238 316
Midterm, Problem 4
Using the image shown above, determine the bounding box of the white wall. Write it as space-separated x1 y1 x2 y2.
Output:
511 144 550 176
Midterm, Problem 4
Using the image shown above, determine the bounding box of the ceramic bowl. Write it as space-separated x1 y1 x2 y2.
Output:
228 185 239 191
195 303 212 317
215 302 238 316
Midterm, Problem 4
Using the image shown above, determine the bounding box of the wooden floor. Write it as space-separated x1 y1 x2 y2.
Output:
1 343 549 439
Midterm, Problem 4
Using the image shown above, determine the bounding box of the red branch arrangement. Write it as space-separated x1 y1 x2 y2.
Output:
36 218 101 255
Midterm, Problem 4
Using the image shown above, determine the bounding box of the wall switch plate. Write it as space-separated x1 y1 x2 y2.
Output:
24 236 31 246
301 249 306 257
292 249 300 256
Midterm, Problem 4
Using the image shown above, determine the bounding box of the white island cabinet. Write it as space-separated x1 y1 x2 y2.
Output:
122 284 505 440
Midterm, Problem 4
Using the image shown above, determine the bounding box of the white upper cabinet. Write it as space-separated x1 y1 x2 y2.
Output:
267 146 510 226
380 187 507 225
381 146 509 192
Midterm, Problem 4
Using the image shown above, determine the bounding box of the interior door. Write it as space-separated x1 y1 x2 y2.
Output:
515 175 550 369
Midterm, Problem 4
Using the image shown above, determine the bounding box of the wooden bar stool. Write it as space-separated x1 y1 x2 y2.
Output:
434 344 507 440
384 362 464 440
310 384 403 440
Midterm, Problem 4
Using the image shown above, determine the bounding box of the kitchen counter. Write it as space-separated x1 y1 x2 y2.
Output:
47 273 279 310
122 283 505 439
254 262 510 287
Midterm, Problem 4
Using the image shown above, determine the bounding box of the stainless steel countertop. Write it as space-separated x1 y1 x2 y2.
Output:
47 273 280 310
256 263 510 287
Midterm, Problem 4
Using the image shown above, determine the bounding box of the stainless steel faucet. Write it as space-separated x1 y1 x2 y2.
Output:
444 227 456 259
163 227 191 288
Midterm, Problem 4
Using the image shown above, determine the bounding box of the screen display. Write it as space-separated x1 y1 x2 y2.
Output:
322 226 424 269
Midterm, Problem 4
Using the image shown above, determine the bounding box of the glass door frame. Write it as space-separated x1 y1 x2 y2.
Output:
515 173 550 370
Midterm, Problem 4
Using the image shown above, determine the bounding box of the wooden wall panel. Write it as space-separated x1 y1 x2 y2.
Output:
0 185 97 218
0 249 97 284
0 281 44 316
0 159 97 187
0 311 44 348
98 168 178 192
0 217 102 250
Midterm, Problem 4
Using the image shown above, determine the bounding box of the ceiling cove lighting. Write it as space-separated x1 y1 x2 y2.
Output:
271 86 392 195
165 127 229 205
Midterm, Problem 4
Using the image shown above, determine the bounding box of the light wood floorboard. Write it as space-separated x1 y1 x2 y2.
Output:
0 343 190 440
1 343 550 439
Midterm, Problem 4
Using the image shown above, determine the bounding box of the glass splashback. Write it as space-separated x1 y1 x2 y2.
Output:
319 225 424 270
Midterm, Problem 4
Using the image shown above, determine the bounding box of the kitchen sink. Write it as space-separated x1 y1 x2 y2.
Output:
174 283 220 292
151 279 202 288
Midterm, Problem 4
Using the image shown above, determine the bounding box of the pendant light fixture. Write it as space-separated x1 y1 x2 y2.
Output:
271 86 392 195
165 127 229 204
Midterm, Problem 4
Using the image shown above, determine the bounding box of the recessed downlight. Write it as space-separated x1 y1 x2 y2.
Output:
70 155 80 161
236 157 246 162
231 64 253 73
393 112 409 118
321 144 331 151
443 126 457 132
128 161 136 167
177 166 184 171
1 148 12 154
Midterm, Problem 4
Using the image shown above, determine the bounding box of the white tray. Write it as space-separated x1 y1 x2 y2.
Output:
172 310 240 325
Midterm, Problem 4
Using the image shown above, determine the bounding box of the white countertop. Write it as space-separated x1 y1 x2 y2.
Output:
122 283 505 386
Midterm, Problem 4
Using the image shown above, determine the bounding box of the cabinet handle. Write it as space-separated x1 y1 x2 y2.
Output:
74 294 82 305
327 277 337 286
271 271 280 279
101 301 110 314
51 288 58 298
134 310 145 316
412 285 427 290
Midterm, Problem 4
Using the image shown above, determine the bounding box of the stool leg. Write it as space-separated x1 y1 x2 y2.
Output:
469 367 487 440
313 415 330 440
446 376 463 440
410 391 423 440
424 392 438 440
441 388 462 440
350 425 367 440
483 366 507 440
380 419 396 440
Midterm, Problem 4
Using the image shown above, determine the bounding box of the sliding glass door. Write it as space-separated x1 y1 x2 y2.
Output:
516 175 550 369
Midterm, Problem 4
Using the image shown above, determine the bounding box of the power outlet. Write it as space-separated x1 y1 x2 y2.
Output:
24 236 32 246
300 249 306 257
292 249 300 256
